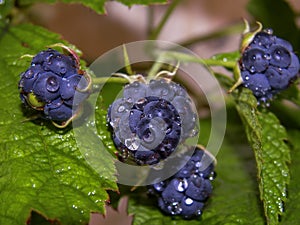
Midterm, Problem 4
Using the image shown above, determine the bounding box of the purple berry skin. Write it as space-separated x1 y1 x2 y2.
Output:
242 48 269 73
32 72 61 103
44 99 73 122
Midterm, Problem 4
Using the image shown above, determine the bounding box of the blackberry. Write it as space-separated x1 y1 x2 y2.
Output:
19 47 90 127
107 78 198 165
240 29 300 103
147 146 215 219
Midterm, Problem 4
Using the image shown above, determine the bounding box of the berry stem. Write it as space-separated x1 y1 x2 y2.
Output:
123 44 134 75
149 0 182 40
91 77 130 85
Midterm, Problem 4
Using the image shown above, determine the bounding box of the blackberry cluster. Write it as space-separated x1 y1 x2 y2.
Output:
19 49 90 123
147 146 215 219
240 29 300 102
107 79 197 165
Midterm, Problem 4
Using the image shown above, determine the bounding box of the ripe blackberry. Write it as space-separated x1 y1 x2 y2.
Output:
147 146 215 219
240 29 300 103
19 47 90 127
107 78 198 165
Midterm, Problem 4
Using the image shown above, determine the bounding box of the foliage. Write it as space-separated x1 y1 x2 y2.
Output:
1 0 300 224
0 22 117 225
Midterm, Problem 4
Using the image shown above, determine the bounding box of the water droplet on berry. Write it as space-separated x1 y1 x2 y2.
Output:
190 129 198 137
161 89 168 95
264 54 271 60
125 137 140 151
127 97 133 103
120 148 129 159
195 161 202 168
195 209 202 216
165 127 172 134
208 171 216 180
244 75 249 81
175 178 189 192
153 182 165 192
46 76 59 92
60 67 67 74
143 131 155 143
24 70 34 79
250 66 256 73
167 202 182 215
184 197 193 205
265 28 273 35
137 98 146 105
118 105 125 113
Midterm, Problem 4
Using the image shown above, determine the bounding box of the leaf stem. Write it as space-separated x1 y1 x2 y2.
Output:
147 50 237 81
149 0 182 40
158 51 237 68
178 22 245 47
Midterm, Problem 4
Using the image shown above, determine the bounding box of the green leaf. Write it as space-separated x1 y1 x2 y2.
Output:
17 0 167 15
18 0 107 14
95 96 119 157
0 22 117 225
126 110 265 225
281 130 300 224
257 111 290 224
247 0 300 50
0 0 15 20
234 88 290 225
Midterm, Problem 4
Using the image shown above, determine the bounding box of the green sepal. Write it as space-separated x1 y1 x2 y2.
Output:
26 92 45 109
228 62 244 93
240 20 263 52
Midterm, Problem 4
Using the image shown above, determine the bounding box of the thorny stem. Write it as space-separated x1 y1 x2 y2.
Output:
149 0 182 40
